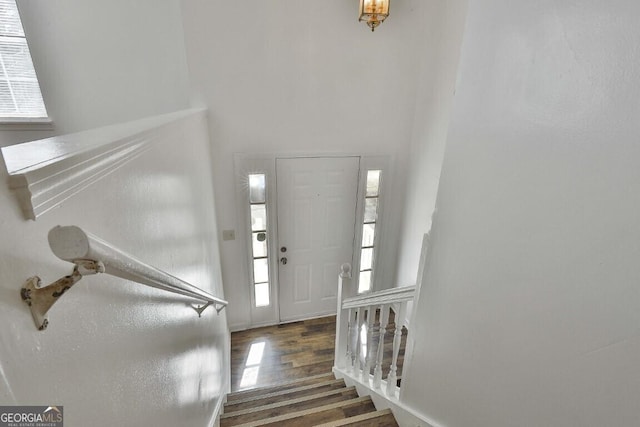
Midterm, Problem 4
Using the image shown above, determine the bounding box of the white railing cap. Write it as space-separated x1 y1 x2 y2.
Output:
342 285 415 310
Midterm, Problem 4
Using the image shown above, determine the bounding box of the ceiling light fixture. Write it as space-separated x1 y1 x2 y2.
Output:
359 0 390 32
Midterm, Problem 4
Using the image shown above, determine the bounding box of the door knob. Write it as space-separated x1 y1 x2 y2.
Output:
280 257 288 265
281 246 287 252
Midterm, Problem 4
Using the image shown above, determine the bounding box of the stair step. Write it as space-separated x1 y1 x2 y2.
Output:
221 386 358 425
224 386 353 416
227 373 335 402
229 396 375 427
224 378 347 413
314 409 399 426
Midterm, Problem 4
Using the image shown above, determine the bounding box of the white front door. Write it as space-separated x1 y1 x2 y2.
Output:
276 157 360 322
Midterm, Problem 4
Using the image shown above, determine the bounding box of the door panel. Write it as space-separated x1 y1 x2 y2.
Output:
277 157 360 322
293 265 311 302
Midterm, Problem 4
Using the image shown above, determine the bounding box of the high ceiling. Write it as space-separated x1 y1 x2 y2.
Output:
180 0 431 153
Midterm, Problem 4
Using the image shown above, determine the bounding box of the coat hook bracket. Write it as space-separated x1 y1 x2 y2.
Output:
21 259 105 330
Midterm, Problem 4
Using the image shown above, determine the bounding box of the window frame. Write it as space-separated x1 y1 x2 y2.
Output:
0 0 51 127
233 154 280 328
358 170 381 293
248 173 271 308
353 156 389 295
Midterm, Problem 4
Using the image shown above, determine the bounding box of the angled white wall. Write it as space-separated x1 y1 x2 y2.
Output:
0 112 229 427
404 0 640 425
0 2 229 426
394 0 469 290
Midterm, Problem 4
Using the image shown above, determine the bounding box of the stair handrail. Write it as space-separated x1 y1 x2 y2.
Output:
20 225 228 330
334 263 416 400
342 285 416 309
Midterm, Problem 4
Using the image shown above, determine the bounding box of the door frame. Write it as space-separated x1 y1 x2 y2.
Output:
234 153 393 328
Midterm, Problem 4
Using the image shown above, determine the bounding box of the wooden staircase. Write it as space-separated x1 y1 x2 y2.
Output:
221 372 399 426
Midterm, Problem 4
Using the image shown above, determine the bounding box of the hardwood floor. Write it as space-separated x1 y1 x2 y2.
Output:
231 316 337 392
230 314 407 392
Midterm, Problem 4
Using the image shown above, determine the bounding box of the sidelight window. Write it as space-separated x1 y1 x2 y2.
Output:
248 174 270 307
358 170 381 293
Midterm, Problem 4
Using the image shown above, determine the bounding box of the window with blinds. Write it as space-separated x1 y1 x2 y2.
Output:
0 0 47 120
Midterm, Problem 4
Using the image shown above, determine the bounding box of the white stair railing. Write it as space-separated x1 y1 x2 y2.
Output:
334 263 415 400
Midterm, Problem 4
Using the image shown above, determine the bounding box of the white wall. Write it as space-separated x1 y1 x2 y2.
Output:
403 0 640 425
180 0 428 329
4 0 190 144
394 0 468 290
0 113 229 427
0 2 229 426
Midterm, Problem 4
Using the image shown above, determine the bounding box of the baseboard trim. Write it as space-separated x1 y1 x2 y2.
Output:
279 311 336 324
210 375 229 427
228 322 249 332
230 312 336 333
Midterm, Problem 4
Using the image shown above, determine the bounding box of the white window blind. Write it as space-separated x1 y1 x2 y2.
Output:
0 0 47 119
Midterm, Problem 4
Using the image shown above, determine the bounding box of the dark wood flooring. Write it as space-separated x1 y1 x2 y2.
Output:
230 314 407 392
231 316 337 392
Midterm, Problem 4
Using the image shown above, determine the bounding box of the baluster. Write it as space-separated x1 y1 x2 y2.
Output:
361 305 375 384
354 306 363 377
335 263 352 371
345 308 355 372
373 303 389 389
386 301 407 398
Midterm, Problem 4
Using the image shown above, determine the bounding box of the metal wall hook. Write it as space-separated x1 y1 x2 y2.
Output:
192 301 226 317
193 301 212 317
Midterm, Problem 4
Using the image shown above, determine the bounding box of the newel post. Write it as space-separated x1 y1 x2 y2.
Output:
334 263 353 370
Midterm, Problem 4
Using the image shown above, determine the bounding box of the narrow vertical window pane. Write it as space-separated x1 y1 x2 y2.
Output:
247 172 270 308
249 174 266 203
0 1 47 118
359 169 383 294
250 204 267 231
252 232 267 257
364 198 378 223
358 271 371 293
365 170 381 197
360 248 373 270
253 258 269 283
362 223 375 247
255 283 270 307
